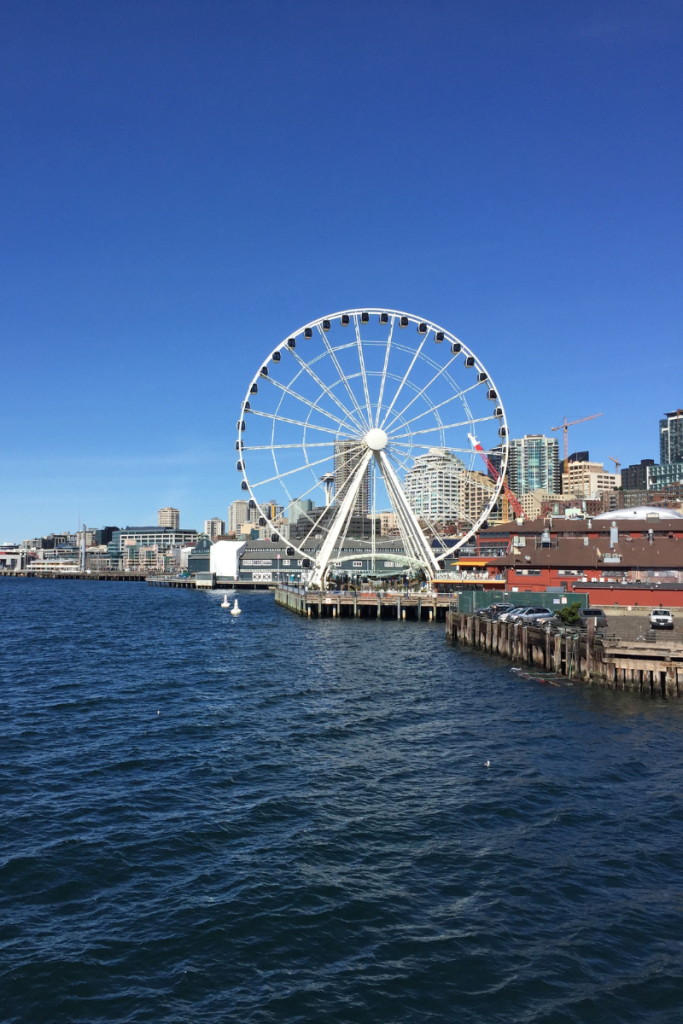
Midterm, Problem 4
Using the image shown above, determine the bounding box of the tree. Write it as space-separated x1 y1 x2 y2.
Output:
557 601 581 624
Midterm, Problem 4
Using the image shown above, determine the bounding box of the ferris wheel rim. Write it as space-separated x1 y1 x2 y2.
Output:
236 309 510 578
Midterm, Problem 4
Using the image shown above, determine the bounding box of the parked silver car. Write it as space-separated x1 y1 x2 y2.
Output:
514 607 557 625
498 606 531 623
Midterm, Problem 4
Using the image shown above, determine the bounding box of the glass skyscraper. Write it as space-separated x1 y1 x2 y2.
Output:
660 409 683 464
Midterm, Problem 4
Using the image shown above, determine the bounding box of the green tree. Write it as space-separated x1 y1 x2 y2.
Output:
558 601 581 624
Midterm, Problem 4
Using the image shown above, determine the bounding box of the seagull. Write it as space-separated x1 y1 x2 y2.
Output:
484 760 491 768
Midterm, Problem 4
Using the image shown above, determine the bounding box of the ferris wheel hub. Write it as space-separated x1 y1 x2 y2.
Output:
364 427 388 451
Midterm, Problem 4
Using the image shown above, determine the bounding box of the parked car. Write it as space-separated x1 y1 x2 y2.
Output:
485 603 516 621
650 608 674 630
498 606 530 623
577 607 608 629
514 607 557 625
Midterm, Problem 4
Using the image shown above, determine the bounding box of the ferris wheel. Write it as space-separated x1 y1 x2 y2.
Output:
236 309 509 589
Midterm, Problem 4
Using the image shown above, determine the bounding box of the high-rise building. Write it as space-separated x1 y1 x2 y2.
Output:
502 435 560 496
204 518 225 539
334 441 370 515
228 500 250 534
622 459 656 490
158 507 180 529
660 409 683 464
403 448 466 524
562 461 618 499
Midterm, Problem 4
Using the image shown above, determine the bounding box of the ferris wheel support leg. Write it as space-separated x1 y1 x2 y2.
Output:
376 452 442 580
309 449 373 590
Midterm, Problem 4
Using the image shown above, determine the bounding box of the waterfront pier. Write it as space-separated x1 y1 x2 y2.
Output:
275 586 451 621
445 611 683 697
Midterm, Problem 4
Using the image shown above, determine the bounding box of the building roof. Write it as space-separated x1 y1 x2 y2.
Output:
480 515 683 536
492 536 683 570
120 526 198 533
592 506 683 521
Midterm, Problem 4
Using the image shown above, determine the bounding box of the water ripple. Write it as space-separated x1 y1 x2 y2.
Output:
1 579 683 1023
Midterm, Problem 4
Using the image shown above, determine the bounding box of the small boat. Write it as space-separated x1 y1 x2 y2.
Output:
230 598 242 617
221 595 230 608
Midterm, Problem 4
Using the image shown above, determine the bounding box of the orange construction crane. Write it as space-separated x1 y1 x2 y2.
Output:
551 414 603 474
608 456 621 475
468 433 525 521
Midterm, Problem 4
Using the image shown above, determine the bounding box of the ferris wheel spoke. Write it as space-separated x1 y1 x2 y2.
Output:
249 452 339 489
379 332 429 429
382 444 414 475
375 316 395 426
265 376 362 432
309 449 373 588
391 414 498 441
390 382 483 431
353 316 373 428
249 409 356 437
243 441 337 451
383 356 460 433
317 324 369 431
294 441 367 548
375 450 440 576
287 348 366 432
388 441 481 455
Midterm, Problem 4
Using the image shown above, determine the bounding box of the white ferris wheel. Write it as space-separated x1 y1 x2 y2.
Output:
236 309 509 589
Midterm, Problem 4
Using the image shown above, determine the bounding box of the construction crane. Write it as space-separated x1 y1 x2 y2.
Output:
468 433 525 521
551 413 603 474
608 456 621 476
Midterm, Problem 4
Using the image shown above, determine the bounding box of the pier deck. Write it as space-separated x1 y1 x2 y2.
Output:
275 587 451 620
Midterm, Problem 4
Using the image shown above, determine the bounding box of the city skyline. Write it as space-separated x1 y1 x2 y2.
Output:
2 2 682 541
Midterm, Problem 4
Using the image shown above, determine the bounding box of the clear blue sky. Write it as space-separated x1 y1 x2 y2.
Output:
2 0 682 541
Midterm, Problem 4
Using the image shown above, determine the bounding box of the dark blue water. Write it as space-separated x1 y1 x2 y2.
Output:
2 580 683 1023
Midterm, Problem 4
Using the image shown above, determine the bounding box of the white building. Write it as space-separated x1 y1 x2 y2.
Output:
403 448 466 525
204 518 225 539
158 507 180 529
210 540 247 579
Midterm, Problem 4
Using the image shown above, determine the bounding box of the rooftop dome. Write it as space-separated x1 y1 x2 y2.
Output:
592 505 683 521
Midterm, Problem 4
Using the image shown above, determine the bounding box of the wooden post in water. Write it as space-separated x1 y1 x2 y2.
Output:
553 635 562 674
585 618 594 681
